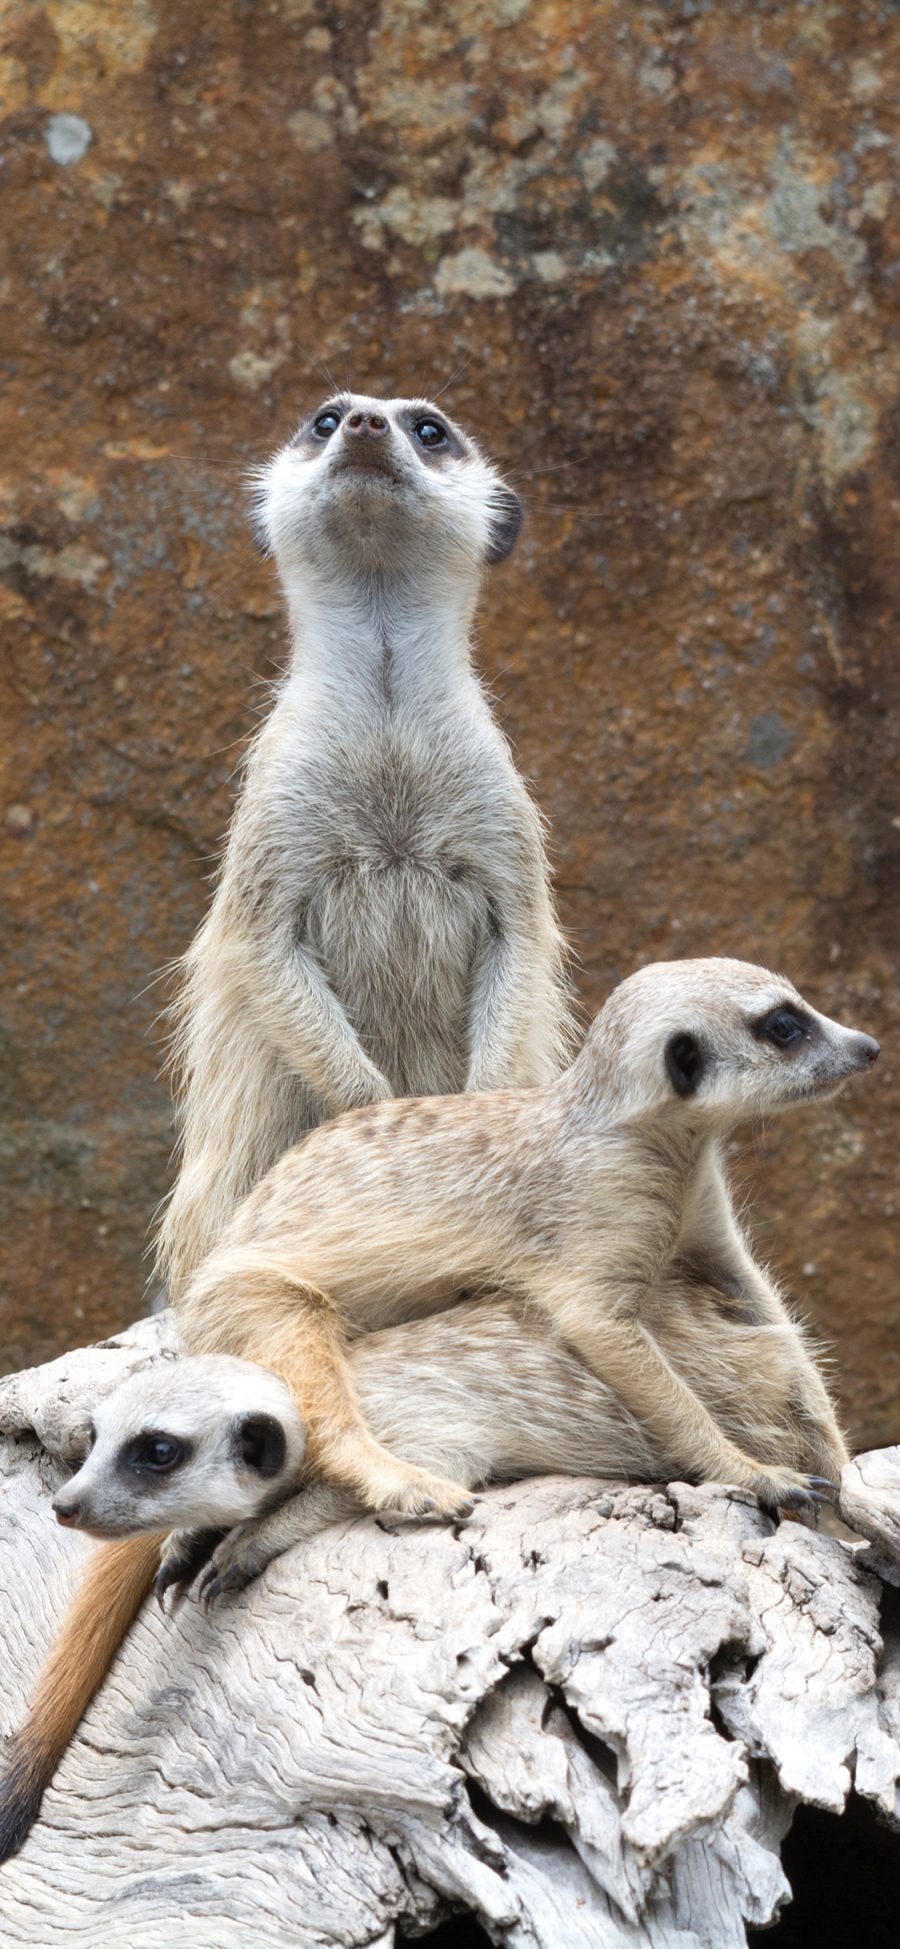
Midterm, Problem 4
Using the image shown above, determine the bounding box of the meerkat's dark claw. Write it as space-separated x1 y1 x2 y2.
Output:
197 1561 249 1610
808 1476 840 1502
777 1485 828 1516
155 1560 183 1611
780 1488 814 1510
156 1529 225 1610
413 1492 475 1521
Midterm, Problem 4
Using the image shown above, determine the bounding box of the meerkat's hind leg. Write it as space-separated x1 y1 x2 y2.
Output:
314 1416 476 1519
180 1258 475 1521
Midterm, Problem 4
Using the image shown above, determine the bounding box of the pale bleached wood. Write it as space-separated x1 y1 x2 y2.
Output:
0 1323 897 1947
0 1315 178 1463
838 1445 900 1584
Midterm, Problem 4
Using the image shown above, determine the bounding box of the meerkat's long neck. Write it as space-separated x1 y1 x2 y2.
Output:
621 1122 711 1279
559 1054 710 1239
282 571 481 721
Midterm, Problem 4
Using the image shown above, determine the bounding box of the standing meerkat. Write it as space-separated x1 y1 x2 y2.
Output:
157 390 574 1302
0 1264 849 1858
173 956 874 1522
0 392 576 1864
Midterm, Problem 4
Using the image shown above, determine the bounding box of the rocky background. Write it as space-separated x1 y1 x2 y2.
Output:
0 1 897 1446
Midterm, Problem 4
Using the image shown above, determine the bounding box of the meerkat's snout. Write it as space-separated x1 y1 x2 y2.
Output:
748 992 880 1106
814 1025 879 1094
52 1495 83 1529
847 1032 880 1070
343 408 389 442
332 406 395 478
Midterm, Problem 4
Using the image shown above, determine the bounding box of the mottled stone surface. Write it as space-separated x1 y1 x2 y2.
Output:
1 3 897 1445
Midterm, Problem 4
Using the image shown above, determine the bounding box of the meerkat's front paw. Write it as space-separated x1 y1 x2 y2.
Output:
746 1464 834 1514
194 1524 281 1608
193 1484 359 1607
368 1460 476 1522
155 1527 224 1608
197 1495 354 1606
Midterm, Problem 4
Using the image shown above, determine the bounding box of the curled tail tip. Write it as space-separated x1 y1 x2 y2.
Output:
0 1744 47 1865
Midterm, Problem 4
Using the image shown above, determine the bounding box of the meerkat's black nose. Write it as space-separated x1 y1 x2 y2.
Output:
344 411 388 440
52 1499 81 1527
853 1033 880 1068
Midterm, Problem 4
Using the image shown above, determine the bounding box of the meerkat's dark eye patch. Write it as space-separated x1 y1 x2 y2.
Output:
233 1412 287 1477
751 1004 812 1051
665 1031 706 1098
121 1432 188 1475
485 486 524 564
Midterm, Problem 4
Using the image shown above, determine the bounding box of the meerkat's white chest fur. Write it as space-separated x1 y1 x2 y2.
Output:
250 670 533 1096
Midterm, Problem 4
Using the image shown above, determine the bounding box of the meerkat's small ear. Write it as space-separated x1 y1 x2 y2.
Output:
665 1031 706 1098
485 486 524 564
233 1412 287 1477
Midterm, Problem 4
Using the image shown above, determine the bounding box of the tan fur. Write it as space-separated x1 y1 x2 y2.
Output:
155 391 573 1300
176 957 873 1517
199 1279 845 1588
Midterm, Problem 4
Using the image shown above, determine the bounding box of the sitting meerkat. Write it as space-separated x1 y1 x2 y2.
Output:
157 389 573 1304
171 955 876 1526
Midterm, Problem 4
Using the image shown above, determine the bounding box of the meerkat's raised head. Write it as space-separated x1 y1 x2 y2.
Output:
256 391 522 598
51 1358 306 1540
581 956 879 1124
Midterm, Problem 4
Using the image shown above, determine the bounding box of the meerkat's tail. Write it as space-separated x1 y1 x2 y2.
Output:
0 1530 163 1862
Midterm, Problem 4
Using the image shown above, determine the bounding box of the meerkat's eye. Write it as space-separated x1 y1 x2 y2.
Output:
127 1434 185 1472
312 410 342 439
413 419 448 450
752 1005 811 1050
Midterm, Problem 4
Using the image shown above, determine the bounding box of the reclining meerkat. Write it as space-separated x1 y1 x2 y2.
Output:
0 1263 851 1857
157 389 574 1304
170 955 875 1527
50 1283 847 1609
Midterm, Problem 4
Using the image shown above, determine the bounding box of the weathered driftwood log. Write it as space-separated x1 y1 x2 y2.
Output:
0 1321 898 1949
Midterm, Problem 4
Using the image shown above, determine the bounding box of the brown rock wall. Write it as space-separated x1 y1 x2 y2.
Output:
1 1 897 1443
